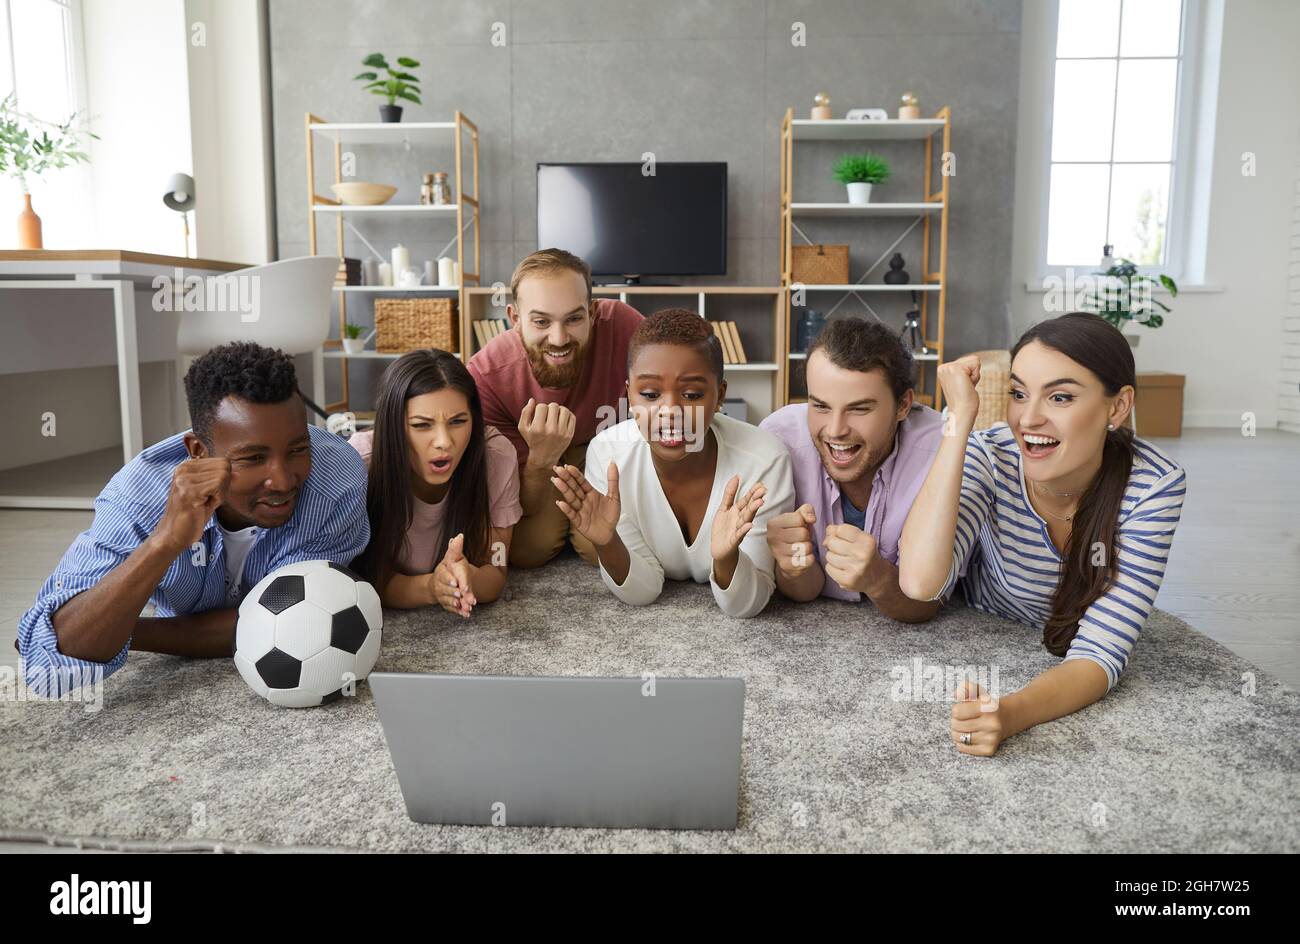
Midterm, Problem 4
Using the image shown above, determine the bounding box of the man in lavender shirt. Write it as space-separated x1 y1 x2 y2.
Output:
760 318 943 621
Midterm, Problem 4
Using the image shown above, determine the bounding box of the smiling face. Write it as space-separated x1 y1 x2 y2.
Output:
189 395 312 529
1007 340 1133 484
509 269 593 388
805 350 911 484
404 388 473 497
627 342 725 463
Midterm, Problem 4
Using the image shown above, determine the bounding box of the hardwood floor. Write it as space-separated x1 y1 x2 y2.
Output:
2 430 1298 687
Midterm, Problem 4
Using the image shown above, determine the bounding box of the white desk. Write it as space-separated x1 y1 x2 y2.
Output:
0 250 246 509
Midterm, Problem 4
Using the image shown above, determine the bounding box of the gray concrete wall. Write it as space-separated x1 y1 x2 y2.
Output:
268 0 1022 410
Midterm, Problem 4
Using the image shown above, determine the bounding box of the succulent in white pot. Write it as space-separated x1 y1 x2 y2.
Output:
342 322 366 355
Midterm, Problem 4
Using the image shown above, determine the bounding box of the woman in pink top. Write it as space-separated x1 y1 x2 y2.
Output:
350 350 522 616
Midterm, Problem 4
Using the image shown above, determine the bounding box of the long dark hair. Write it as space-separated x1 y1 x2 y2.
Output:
355 349 492 591
1011 312 1136 657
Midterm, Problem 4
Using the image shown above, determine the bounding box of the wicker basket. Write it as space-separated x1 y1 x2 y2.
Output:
791 244 849 284
374 297 458 353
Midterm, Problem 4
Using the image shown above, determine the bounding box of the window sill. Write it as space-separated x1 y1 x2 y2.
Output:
1022 280 1224 294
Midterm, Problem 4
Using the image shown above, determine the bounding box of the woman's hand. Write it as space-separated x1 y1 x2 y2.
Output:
937 354 982 425
950 680 1006 757
552 462 621 547
711 475 766 563
429 533 476 618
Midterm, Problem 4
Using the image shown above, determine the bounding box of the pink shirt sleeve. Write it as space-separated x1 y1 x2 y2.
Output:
484 426 523 529
347 430 374 468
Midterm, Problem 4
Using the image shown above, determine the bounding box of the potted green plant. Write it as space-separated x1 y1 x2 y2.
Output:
343 322 366 355
0 94 96 249
354 53 422 123
1078 256 1177 346
833 153 890 204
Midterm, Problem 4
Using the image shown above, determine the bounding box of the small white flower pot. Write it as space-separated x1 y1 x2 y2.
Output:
342 338 366 355
846 182 874 204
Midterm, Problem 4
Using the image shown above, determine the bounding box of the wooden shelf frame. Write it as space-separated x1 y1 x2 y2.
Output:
778 108 952 409
305 111 481 413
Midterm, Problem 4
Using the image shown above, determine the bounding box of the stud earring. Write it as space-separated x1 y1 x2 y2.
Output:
1107 423 1115 430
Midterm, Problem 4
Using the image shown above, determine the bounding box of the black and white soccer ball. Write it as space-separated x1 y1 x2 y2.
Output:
234 560 383 708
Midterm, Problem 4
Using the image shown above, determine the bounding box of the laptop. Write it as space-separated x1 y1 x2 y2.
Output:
370 673 745 830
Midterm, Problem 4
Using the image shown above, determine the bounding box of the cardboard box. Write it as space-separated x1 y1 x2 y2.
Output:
1134 372 1184 437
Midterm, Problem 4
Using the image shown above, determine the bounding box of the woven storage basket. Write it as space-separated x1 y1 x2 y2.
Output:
791 244 849 284
375 298 458 353
971 349 1011 430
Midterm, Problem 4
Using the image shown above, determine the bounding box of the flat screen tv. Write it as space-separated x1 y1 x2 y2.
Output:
536 162 727 281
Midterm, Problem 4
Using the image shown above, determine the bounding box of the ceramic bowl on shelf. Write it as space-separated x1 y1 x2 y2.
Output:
330 182 398 206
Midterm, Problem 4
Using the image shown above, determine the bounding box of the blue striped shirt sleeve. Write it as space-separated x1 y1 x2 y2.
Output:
1065 466 1187 689
16 484 153 697
933 432 997 601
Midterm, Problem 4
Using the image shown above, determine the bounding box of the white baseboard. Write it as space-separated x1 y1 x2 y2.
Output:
1182 409 1279 429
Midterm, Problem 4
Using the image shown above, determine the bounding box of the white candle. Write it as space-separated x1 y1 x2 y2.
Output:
391 244 410 276
438 256 456 287
378 262 393 287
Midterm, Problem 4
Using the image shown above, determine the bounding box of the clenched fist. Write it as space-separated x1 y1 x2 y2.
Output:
951 680 1005 756
768 503 818 578
937 354 982 426
519 398 576 469
822 522 879 594
156 458 231 553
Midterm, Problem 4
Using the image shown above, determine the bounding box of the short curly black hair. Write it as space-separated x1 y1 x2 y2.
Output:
627 308 725 384
184 341 299 443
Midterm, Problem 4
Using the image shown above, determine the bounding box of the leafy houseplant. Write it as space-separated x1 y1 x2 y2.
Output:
833 153 890 204
1079 257 1177 336
354 53 422 123
0 93 96 248
343 322 366 354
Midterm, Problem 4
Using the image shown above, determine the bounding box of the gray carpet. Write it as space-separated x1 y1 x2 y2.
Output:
2 555 1297 853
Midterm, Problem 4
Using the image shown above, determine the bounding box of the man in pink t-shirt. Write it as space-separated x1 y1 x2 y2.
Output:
468 248 642 567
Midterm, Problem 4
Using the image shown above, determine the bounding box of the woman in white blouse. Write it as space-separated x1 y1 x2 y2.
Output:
551 308 795 617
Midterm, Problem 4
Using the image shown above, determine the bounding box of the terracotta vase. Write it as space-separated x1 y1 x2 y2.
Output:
17 193 43 249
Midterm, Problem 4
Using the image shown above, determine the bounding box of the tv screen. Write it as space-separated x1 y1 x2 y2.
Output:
537 162 727 279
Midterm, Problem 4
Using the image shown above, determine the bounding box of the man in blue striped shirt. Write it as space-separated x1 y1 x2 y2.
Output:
17 342 371 698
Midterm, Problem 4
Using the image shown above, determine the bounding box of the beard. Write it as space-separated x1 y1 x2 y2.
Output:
525 336 588 389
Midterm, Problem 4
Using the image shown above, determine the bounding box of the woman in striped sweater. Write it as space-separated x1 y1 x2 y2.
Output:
899 313 1187 756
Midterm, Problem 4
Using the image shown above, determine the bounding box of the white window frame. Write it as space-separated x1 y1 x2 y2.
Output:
1 0 86 116
1037 0 1205 280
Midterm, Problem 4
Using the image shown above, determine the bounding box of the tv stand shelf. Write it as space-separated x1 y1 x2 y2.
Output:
463 284 786 408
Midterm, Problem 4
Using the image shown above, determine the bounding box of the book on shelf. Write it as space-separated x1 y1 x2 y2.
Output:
472 318 511 349
335 256 361 286
707 320 748 364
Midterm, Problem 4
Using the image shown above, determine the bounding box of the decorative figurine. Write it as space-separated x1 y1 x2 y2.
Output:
883 252 910 285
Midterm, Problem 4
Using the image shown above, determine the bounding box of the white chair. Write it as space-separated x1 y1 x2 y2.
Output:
174 255 338 429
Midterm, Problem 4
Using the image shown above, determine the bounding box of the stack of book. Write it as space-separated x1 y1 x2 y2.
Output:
707 321 748 364
336 257 361 287
472 318 511 349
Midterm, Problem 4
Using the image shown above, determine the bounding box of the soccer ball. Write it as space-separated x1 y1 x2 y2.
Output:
234 560 383 708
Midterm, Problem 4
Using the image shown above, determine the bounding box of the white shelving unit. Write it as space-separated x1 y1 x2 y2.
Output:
789 283 941 293
779 108 952 407
305 111 481 414
310 204 460 215
790 202 943 217
790 118 947 141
